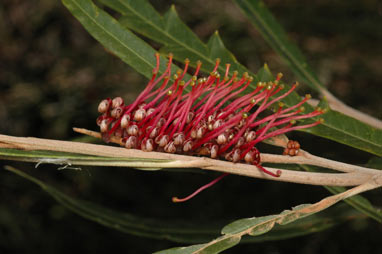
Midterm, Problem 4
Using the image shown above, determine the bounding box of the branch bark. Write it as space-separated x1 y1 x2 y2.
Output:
1 131 381 188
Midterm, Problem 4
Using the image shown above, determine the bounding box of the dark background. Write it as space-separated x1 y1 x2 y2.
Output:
1 0 381 253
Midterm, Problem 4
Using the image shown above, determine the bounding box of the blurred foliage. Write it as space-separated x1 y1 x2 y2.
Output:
0 0 382 253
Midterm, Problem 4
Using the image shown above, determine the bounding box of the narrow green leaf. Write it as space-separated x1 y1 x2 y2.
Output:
222 215 277 235
62 0 169 79
101 0 252 78
0 148 170 170
301 164 382 223
256 63 273 82
206 31 249 75
326 186 382 223
234 0 324 91
366 156 382 170
158 189 363 253
66 0 382 156
4 166 219 243
4 165 367 253
301 110 382 156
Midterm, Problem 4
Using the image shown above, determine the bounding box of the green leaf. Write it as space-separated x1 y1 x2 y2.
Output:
157 189 365 253
301 110 382 156
101 0 251 78
3 166 219 243
62 0 170 80
366 156 382 170
233 0 382 155
300 164 382 223
325 186 382 223
0 148 171 170
234 0 324 91
4 165 360 249
65 0 382 156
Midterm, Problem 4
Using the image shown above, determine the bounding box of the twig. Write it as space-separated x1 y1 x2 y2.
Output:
1 132 381 188
308 91 382 129
72 128 380 175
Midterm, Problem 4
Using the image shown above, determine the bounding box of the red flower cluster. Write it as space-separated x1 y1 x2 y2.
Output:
96 53 324 201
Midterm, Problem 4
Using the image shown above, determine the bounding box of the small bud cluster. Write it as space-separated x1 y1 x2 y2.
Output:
283 140 301 156
96 53 325 178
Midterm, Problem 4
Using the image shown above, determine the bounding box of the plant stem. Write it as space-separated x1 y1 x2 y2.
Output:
1 131 381 188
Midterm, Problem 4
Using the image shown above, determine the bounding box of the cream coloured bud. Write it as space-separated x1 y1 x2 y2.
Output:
127 124 138 136
144 139 154 152
196 126 206 139
235 137 245 147
186 112 194 124
155 134 169 147
120 114 130 129
164 141 176 153
216 133 228 145
173 132 185 145
112 97 124 108
125 136 137 149
213 119 223 130
232 149 241 162
246 131 256 142
111 107 123 118
183 140 193 152
133 108 146 121
98 99 110 113
190 128 197 139
149 127 160 139
210 145 219 159
244 152 254 163
100 119 109 133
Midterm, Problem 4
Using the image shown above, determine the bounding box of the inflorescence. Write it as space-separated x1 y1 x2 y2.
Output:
96 53 325 201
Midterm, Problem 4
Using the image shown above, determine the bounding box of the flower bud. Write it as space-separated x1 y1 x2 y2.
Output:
155 134 169 147
98 99 110 113
245 131 256 142
149 126 160 139
196 126 207 139
157 118 166 127
112 97 124 109
173 132 185 145
120 114 130 129
111 107 123 119
232 149 241 162
183 139 193 152
216 133 228 145
164 141 176 153
133 108 146 121
210 145 219 159
235 137 245 147
186 112 194 124
127 124 138 136
125 136 137 149
100 119 109 133
142 138 154 152
147 108 155 116
213 119 223 130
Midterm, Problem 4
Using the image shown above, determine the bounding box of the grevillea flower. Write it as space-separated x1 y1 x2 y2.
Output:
96 53 325 202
